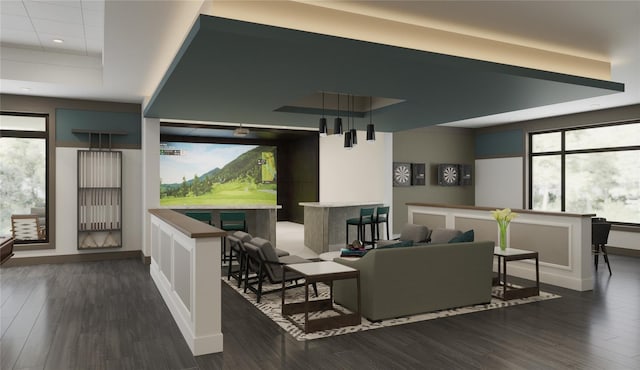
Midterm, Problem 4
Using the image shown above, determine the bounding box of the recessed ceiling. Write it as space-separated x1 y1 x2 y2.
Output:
144 15 624 133
0 0 104 57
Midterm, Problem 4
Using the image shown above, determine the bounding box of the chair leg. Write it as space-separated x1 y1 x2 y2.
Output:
385 221 389 240
594 246 599 271
601 245 612 275
312 282 318 297
222 237 227 265
376 222 380 241
256 266 264 303
346 223 349 245
370 222 375 245
237 254 245 288
244 262 251 293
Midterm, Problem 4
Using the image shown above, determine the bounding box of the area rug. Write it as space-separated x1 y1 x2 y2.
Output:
222 278 560 341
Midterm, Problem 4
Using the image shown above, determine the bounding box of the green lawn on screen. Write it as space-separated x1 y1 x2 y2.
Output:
160 181 276 206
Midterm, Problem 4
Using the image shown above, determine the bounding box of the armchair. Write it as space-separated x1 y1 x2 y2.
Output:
243 237 317 303
11 214 45 241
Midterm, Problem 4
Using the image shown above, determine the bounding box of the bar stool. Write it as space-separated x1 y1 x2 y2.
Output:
346 208 375 247
220 212 247 265
592 218 612 275
374 206 390 241
185 211 213 225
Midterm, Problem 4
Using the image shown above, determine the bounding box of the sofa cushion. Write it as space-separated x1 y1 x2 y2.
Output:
449 229 474 243
430 228 462 244
400 224 430 243
377 240 414 249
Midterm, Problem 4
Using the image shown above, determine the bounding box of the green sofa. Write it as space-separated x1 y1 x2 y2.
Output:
333 241 494 321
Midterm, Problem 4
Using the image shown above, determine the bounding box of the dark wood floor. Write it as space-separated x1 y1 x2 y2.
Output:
1 255 639 370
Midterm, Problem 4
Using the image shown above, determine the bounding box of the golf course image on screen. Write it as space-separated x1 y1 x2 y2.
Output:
160 142 277 206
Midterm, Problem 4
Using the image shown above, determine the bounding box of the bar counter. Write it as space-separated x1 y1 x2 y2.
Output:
300 201 383 254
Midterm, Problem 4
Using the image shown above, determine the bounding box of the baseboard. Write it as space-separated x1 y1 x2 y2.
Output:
607 246 640 258
3 250 142 267
141 253 151 265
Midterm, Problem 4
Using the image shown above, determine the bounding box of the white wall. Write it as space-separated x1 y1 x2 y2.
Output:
319 130 393 229
475 157 523 209
14 148 142 257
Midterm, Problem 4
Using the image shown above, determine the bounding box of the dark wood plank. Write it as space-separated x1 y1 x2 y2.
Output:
1 255 639 369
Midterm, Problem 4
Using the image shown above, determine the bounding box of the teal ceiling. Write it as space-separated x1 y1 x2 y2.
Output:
144 15 624 132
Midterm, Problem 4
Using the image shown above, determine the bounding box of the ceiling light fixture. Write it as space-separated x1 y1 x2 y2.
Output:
319 91 328 137
367 96 376 142
350 95 358 147
233 124 250 137
334 94 343 135
344 94 353 149
52 38 64 44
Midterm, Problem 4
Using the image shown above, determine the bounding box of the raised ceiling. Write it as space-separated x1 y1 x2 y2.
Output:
144 15 624 133
1 1 638 129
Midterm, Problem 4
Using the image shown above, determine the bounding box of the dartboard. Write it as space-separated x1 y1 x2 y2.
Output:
442 165 458 185
393 163 411 186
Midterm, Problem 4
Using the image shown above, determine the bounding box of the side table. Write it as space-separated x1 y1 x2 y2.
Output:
282 261 361 333
493 247 540 300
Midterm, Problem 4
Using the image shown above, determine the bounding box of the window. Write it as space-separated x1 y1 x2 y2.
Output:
0 113 49 244
529 121 640 224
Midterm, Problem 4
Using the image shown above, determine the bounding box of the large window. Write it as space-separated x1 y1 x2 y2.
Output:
529 121 640 224
0 113 49 243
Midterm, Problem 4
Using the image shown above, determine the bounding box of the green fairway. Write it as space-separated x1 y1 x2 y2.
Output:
160 181 276 206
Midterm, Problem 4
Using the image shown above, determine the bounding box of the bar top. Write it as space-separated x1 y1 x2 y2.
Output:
161 205 282 210
299 201 383 208
149 209 226 238
407 202 596 218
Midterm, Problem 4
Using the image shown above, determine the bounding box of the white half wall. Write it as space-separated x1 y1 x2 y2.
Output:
319 131 393 229
475 157 523 209
14 147 142 258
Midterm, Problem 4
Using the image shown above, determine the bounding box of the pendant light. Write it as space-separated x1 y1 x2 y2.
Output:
366 96 376 142
334 93 343 135
344 94 353 149
350 95 358 146
318 91 327 137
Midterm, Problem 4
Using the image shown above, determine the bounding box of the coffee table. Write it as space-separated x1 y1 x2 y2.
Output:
493 247 540 300
282 261 361 333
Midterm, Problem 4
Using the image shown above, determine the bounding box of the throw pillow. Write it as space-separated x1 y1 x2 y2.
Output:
377 240 414 249
430 228 462 244
449 229 474 243
400 224 430 243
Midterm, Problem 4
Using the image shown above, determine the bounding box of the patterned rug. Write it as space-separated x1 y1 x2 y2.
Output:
222 277 560 341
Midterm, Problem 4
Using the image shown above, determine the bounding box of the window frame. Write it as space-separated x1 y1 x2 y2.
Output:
528 120 640 225
1 111 52 249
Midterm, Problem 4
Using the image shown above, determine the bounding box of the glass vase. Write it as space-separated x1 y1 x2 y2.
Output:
498 224 508 250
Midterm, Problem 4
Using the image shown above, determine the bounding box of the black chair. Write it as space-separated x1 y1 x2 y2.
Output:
346 208 375 247
220 212 247 265
243 237 317 303
185 211 213 225
374 206 390 242
226 232 252 287
227 231 289 288
592 220 612 275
